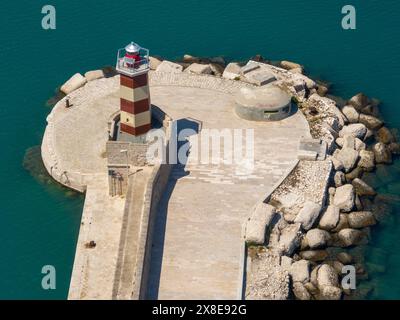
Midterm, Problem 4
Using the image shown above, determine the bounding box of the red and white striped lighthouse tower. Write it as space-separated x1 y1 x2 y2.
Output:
116 42 151 136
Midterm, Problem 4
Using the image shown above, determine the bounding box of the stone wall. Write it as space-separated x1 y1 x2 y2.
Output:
131 162 172 299
107 141 150 167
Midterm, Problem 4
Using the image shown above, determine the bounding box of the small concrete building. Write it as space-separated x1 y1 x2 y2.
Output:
235 85 292 121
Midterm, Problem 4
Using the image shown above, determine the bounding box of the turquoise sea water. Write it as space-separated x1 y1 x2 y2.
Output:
1 0 400 299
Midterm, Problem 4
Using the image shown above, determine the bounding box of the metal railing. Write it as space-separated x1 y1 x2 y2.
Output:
116 46 150 76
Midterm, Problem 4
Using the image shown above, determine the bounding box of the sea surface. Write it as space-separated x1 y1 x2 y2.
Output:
1 0 399 299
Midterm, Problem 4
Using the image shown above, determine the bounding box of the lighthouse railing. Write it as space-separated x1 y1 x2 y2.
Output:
116 47 150 76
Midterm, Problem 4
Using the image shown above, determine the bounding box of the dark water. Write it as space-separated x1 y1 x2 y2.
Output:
1 0 399 299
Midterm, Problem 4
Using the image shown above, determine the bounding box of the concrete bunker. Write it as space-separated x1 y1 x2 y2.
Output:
235 85 292 121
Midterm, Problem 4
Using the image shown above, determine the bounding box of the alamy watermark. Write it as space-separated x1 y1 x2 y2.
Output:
146 126 255 175
41 265 56 290
342 5 356 30
41 5 56 30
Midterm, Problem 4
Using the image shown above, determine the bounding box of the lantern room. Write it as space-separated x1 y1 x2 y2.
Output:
116 42 150 77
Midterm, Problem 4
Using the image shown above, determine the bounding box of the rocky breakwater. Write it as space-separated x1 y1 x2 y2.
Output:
201 55 398 300
273 89 397 299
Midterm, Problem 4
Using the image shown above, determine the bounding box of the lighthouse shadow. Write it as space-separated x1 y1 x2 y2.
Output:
146 117 201 299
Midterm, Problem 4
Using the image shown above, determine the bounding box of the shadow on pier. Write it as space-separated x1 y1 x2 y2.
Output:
145 117 200 299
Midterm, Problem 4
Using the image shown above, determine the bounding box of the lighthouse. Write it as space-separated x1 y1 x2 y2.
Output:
116 42 151 137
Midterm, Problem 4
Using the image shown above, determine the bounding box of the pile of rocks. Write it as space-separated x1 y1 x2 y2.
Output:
236 58 397 299
60 69 105 95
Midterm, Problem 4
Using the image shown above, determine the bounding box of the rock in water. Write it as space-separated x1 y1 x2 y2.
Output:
358 150 375 171
348 93 370 111
305 229 331 249
347 211 376 229
377 127 395 144
294 201 322 231
339 123 367 140
359 114 384 130
337 252 353 264
338 228 363 247
299 250 328 262
352 178 376 196
333 184 355 212
342 105 359 123
84 70 104 81
280 60 303 71
373 142 392 164
60 73 87 94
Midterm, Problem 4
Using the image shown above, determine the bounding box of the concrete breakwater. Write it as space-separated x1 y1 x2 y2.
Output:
41 52 396 300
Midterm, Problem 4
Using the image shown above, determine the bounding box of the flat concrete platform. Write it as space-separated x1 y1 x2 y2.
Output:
42 72 311 300
146 85 310 299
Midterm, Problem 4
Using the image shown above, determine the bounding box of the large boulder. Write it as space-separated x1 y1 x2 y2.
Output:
299 250 328 262
245 203 276 244
292 282 312 300
337 228 363 247
318 285 342 300
331 156 344 171
84 70 104 81
222 62 241 80
334 148 359 173
358 150 375 171
359 114 383 130
373 142 392 164
209 63 225 76
319 205 340 230
331 213 350 232
334 171 346 187
294 201 322 231
280 60 303 71
389 142 400 155
337 252 353 264
345 167 363 181
333 184 355 212
156 60 183 73
184 63 213 75
342 135 355 149
354 138 366 151
289 260 310 283
339 123 367 140
317 264 339 288
278 223 302 255
60 73 87 94
361 104 379 117
376 127 395 144
352 178 376 196
149 56 163 70
305 229 331 249
348 211 376 229
348 93 370 111
342 105 359 123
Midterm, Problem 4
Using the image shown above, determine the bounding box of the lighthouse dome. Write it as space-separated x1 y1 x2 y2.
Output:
125 42 141 53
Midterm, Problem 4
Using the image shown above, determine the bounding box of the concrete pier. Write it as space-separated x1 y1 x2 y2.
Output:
41 71 310 299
